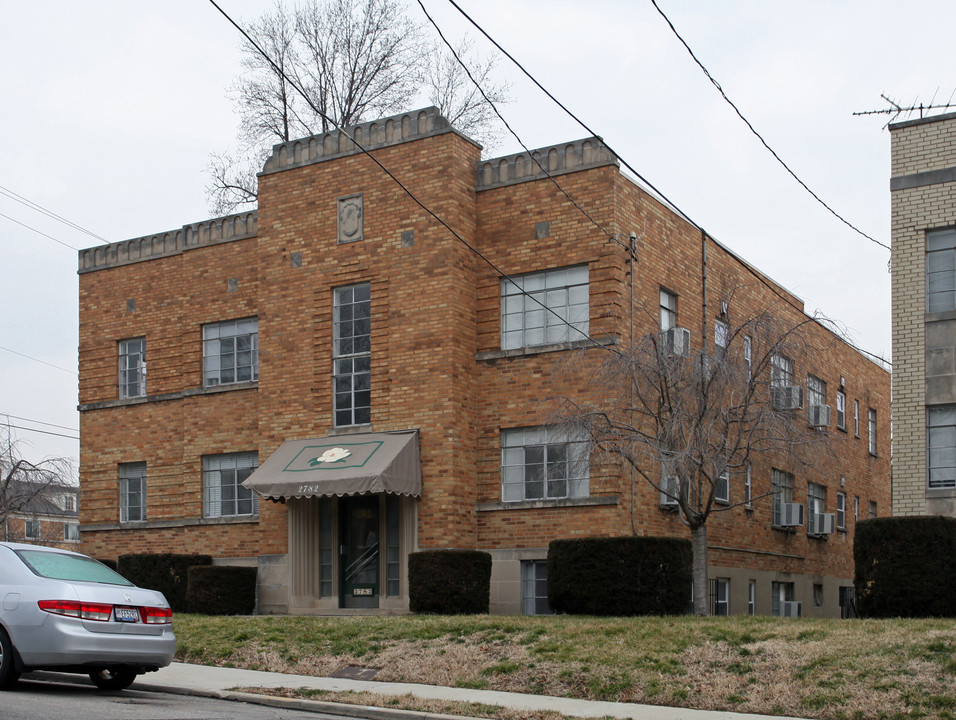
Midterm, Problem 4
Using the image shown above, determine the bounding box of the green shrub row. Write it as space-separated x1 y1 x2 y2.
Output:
118 553 255 615
855 516 956 618
548 537 692 616
409 549 491 614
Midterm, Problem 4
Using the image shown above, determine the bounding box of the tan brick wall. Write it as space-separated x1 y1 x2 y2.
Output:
890 113 956 517
78 115 891 613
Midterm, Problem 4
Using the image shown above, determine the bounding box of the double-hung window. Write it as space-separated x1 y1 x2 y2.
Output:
771 353 793 389
807 482 826 534
928 405 956 489
660 289 677 331
119 338 146 398
807 374 826 423
714 320 729 359
119 462 147 523
771 469 794 527
203 452 258 518
836 491 846 530
501 427 589 502
836 390 847 430
333 283 371 427
714 470 730 504
501 266 589 350
868 409 878 455
24 520 41 541
771 581 795 616
927 228 956 312
203 318 258 386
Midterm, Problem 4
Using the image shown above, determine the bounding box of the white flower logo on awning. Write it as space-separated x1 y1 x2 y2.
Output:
310 447 352 465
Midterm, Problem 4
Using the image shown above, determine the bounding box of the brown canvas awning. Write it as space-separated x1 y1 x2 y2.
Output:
242 430 421 500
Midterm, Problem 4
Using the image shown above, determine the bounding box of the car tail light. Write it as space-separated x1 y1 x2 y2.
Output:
38 599 113 622
140 606 173 624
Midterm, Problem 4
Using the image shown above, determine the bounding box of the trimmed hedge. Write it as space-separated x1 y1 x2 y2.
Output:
117 553 212 612
185 565 257 615
96 558 118 572
548 537 692 616
855 516 956 618
409 549 492 614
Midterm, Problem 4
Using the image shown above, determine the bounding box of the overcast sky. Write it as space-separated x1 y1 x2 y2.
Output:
1 0 952 465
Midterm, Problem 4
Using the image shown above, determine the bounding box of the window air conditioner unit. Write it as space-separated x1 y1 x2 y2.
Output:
780 502 805 527
772 386 804 411
659 477 679 509
809 512 836 536
662 327 691 358
782 601 802 618
809 404 831 427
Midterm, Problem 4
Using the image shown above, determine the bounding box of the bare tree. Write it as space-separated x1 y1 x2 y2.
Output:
422 35 510 152
208 0 510 215
565 306 833 615
1 423 76 543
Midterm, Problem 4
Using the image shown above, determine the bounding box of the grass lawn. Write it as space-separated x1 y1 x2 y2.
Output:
174 613 956 720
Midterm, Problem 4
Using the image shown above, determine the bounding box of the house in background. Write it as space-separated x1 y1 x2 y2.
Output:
2 480 80 547
77 107 890 617
890 111 956 518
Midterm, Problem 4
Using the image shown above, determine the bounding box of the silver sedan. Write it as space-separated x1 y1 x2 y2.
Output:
0 542 175 691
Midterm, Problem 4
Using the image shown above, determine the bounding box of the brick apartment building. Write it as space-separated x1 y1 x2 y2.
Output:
78 107 889 617
3 482 80 548
890 111 956 518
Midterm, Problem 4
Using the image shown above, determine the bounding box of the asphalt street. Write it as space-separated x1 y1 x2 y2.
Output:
3 676 354 720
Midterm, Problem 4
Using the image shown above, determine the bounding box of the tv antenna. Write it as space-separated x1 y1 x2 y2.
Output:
854 91 956 127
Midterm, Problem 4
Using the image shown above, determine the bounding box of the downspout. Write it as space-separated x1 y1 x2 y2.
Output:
628 232 639 536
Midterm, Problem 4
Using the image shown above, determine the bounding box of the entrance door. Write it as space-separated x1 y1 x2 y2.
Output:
340 496 380 608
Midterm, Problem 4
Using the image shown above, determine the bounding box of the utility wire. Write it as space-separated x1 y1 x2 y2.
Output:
207 0 618 357
1 413 78 433
0 211 79 251
648 0 889 252
0 345 78 375
439 0 890 366
2 422 79 441
415 0 624 250
0 184 109 245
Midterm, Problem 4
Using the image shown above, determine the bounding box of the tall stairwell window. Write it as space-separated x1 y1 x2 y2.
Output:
333 283 371 426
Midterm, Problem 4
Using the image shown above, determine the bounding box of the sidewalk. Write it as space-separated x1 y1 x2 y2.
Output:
123 662 808 720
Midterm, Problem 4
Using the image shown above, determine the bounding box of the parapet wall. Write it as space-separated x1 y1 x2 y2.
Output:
260 106 465 175
77 212 258 273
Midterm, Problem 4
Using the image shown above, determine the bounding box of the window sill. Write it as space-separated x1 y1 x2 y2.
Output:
477 335 616 362
79 381 258 411
927 487 956 498
478 495 618 512
83 515 259 532
926 309 956 323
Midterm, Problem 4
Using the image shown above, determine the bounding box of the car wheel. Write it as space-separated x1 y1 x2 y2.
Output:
89 668 138 691
0 627 21 689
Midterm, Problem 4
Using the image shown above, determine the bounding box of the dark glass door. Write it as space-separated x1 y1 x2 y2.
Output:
340 496 380 608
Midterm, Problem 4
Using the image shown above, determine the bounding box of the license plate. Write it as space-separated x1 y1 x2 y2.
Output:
114 606 139 623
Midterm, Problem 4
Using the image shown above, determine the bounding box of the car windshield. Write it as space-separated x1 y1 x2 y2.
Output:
15 549 134 587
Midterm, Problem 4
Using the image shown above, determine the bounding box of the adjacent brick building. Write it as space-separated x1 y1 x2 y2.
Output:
890 111 956 518
78 107 889 617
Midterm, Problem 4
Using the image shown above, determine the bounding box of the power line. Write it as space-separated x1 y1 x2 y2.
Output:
439 0 891 365
0 184 110 244
207 0 619 357
0 345 77 375
2 423 79 441
0 211 79 251
415 0 623 251
1 413 78 433
647 0 889 252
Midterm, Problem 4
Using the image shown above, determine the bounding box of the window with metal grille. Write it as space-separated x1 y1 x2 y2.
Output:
501 266 589 350
119 462 147 523
333 283 371 427
203 452 258 518
203 318 258 386
501 427 589 502
119 337 146 398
